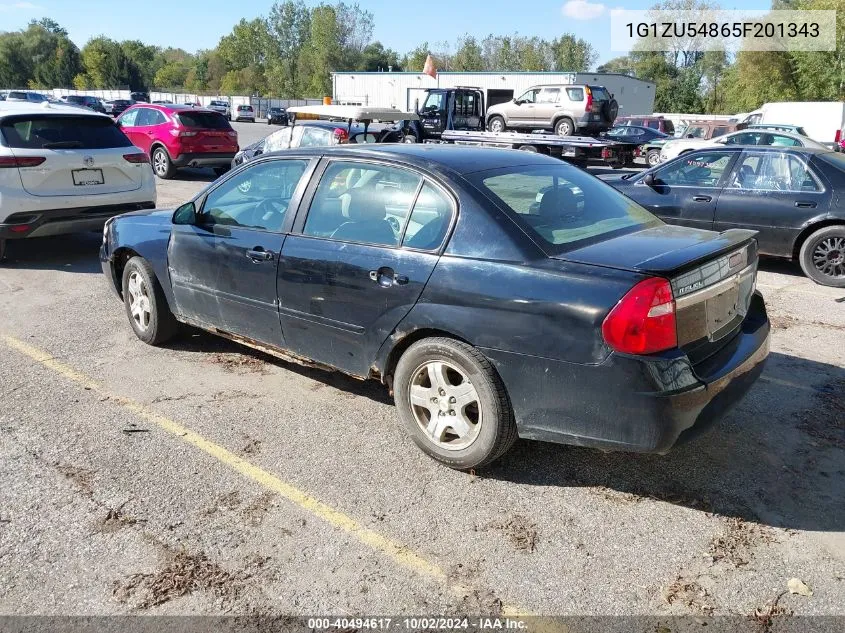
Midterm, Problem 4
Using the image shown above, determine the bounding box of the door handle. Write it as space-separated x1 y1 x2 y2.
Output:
369 267 405 287
246 248 274 263
692 195 712 202
795 201 817 208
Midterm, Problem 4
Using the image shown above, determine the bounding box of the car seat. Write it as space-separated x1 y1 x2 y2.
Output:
331 188 397 245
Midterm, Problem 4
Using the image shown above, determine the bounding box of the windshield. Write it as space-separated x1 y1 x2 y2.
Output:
467 164 660 254
1 115 132 149
421 92 445 113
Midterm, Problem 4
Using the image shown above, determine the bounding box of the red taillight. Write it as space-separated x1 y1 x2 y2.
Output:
601 147 614 159
9 224 30 233
0 156 46 168
602 277 677 355
170 128 197 137
123 152 149 164
585 86 593 113
332 127 349 144
836 129 842 143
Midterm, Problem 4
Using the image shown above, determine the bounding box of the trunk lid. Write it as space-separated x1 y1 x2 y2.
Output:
1 113 143 197
559 226 760 365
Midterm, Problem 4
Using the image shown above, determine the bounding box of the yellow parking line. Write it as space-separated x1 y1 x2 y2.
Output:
1 334 528 617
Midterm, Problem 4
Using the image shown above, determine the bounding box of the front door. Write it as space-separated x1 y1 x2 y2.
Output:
168 158 314 346
278 159 455 376
419 91 448 138
116 108 146 151
508 88 540 127
714 150 830 256
636 150 738 230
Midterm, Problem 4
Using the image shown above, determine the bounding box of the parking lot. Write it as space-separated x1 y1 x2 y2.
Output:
1 120 844 621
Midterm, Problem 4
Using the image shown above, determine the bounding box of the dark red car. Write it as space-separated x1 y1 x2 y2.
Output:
116 104 238 179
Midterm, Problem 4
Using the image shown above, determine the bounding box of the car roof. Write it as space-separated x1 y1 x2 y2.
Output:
681 145 834 157
263 143 559 175
0 101 112 120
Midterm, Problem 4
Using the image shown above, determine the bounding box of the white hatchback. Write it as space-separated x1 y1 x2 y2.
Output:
234 104 256 122
0 102 156 259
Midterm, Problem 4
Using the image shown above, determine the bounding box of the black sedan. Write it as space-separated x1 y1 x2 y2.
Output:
100 145 769 469
611 146 845 287
267 106 288 125
604 124 670 145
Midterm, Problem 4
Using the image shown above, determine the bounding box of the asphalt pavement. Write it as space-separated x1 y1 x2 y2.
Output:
0 124 843 622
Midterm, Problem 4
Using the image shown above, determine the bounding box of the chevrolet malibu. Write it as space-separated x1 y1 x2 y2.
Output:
100 145 770 469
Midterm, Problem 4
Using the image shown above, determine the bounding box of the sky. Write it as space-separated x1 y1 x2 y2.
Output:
0 0 772 66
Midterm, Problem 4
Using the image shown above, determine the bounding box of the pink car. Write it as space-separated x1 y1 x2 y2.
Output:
117 103 238 179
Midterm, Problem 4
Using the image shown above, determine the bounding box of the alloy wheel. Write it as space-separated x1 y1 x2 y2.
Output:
813 236 845 279
408 360 482 451
127 271 151 331
153 151 167 176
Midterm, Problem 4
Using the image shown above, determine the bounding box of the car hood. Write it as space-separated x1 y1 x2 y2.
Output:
116 208 174 222
554 224 757 274
663 138 711 153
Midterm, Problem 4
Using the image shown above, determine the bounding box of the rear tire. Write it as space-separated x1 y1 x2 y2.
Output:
393 337 517 470
555 118 574 136
151 147 175 180
487 116 506 133
798 225 845 287
518 144 538 152
122 256 178 345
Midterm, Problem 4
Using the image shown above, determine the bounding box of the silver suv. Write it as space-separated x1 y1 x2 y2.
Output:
486 84 618 136
208 100 232 120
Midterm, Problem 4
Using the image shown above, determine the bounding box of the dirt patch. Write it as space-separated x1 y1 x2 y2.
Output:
55 464 96 497
663 575 715 614
212 390 256 402
770 314 800 330
113 551 246 609
798 379 845 449
241 437 262 456
99 503 141 533
483 515 539 552
208 352 270 375
707 518 776 567
242 492 277 526
588 486 641 505
202 490 242 516
753 591 793 633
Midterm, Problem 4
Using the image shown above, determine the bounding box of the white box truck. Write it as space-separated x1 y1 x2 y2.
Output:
742 102 845 146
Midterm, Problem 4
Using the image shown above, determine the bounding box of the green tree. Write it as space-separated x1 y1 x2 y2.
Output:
550 35 597 72
153 61 189 89
301 4 344 97
22 20 82 88
597 56 635 74
403 43 431 72
80 37 140 88
267 0 311 97
357 42 401 71
0 32 32 87
451 36 484 71
120 40 160 90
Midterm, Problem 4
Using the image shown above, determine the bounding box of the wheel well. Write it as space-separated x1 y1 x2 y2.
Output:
553 115 574 128
149 142 168 157
382 328 471 385
792 220 845 260
111 247 141 297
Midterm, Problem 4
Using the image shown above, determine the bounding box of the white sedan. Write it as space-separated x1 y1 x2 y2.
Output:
659 129 828 162
0 101 156 260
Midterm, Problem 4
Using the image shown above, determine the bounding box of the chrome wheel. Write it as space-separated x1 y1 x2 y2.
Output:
153 151 168 176
488 117 505 133
555 119 572 136
126 271 152 331
813 236 845 279
408 360 482 451
647 150 660 166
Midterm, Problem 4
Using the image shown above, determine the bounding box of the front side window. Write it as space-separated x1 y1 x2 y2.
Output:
304 162 422 247
684 126 707 138
118 109 139 127
517 89 539 104
469 165 659 253
654 151 734 188
422 92 445 113
201 159 308 232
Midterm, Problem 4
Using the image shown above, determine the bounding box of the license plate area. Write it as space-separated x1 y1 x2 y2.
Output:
705 284 746 341
72 169 104 186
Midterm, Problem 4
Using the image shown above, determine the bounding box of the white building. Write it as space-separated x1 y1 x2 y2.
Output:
332 71 656 117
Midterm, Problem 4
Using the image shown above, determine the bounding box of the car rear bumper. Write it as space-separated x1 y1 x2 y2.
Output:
1 201 156 239
483 292 770 453
171 152 237 168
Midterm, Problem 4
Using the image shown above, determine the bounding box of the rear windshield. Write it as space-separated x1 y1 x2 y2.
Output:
590 87 611 100
65 96 84 103
210 101 228 106
0 115 132 149
177 112 230 129
238 105 252 110
8 92 28 99
468 164 660 254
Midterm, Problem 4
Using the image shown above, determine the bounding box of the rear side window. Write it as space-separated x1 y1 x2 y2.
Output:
178 112 230 129
469 165 659 253
0 115 132 149
8 91 27 99
566 88 584 101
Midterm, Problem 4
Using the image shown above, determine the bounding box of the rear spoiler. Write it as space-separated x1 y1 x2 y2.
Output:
634 229 758 274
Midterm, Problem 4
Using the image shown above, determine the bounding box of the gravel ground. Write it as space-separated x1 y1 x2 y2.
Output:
0 131 843 622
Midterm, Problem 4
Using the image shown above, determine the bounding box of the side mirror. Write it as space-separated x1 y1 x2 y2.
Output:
172 201 197 225
643 172 656 188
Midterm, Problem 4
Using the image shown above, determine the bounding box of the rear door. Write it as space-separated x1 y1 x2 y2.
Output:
277 159 455 375
0 113 145 197
714 150 830 256
534 87 562 126
632 150 738 229
168 157 314 345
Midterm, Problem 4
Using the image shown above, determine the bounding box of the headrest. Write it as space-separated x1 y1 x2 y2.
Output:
346 188 386 221
538 187 577 218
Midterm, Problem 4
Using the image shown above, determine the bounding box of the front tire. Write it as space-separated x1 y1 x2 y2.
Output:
799 225 845 287
647 149 661 166
151 147 175 179
393 337 517 470
487 116 506 133
122 257 178 345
